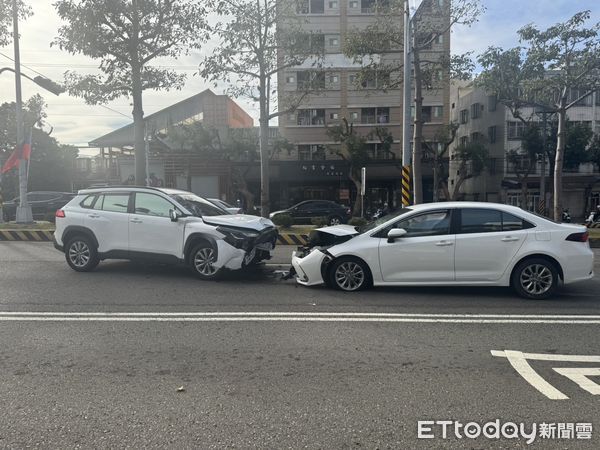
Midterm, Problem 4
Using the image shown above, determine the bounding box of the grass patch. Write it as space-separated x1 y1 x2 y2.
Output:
0 221 55 230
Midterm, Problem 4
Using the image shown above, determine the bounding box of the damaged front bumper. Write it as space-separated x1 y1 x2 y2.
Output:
291 248 330 286
215 239 276 271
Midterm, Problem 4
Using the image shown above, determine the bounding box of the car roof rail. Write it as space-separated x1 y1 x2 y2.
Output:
77 185 164 194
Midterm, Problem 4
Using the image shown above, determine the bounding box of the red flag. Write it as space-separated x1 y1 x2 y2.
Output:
1 128 32 174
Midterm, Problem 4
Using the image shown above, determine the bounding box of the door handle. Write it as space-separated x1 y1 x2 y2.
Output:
501 236 520 242
88 214 100 219
435 240 454 246
130 218 143 224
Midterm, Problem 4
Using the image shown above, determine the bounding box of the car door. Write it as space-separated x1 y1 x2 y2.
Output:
293 202 316 224
128 192 185 258
85 193 131 254
27 193 47 219
377 209 455 282
454 208 531 281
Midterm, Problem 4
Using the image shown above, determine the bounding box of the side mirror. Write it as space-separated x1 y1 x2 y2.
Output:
169 209 178 222
387 228 407 243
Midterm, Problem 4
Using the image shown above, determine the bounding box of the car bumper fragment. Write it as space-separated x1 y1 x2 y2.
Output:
291 249 327 286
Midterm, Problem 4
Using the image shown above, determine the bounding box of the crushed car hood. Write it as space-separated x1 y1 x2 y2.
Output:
308 224 359 247
203 215 275 231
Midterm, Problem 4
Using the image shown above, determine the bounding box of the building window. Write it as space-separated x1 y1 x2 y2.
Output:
298 144 327 161
329 37 339 46
459 136 469 146
349 0 358 7
330 112 339 120
460 109 469 124
471 103 482 119
297 71 326 90
350 111 359 121
297 109 326 126
360 107 389 124
366 143 391 159
361 0 389 13
488 126 497 143
349 74 357 84
288 113 296 121
436 34 444 44
329 74 339 83
286 75 295 84
488 94 497 112
328 0 338 8
471 132 483 142
297 0 325 14
507 121 526 140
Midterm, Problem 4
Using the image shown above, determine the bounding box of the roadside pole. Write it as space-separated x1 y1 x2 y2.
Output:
361 167 366 218
401 0 412 207
12 0 32 223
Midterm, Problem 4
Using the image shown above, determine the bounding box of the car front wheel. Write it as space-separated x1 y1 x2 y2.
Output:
190 243 222 280
512 258 559 300
328 215 342 226
65 236 99 272
330 257 371 292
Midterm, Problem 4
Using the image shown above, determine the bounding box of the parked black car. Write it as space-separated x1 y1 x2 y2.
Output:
269 200 351 225
2 191 76 222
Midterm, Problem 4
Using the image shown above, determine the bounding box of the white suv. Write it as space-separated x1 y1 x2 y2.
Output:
53 187 278 279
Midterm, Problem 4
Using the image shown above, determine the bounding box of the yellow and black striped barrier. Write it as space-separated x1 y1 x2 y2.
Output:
0 230 54 241
587 222 600 229
277 234 309 246
401 165 411 207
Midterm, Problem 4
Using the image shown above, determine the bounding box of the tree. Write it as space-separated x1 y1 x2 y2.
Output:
445 141 488 201
53 0 209 186
200 0 324 217
0 96 78 199
344 0 483 204
326 118 370 215
0 0 30 46
422 122 458 202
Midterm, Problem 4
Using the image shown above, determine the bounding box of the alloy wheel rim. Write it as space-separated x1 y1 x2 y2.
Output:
194 248 217 276
520 264 553 296
68 241 90 268
330 217 341 225
335 261 365 291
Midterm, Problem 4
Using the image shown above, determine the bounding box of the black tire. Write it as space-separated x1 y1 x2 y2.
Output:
189 242 222 280
65 235 99 272
329 257 372 292
511 257 559 300
328 215 342 226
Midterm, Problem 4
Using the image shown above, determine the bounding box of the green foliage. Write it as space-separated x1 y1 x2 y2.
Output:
271 213 293 228
326 118 369 179
348 217 368 227
0 0 31 46
453 142 488 175
311 217 328 227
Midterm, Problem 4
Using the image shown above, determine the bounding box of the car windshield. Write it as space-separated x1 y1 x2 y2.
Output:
170 193 228 217
359 208 412 234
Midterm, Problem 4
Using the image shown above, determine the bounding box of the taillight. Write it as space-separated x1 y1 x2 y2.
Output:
55 209 65 218
566 232 588 242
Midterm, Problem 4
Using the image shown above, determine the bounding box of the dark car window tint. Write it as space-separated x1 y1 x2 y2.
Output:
394 210 451 237
27 193 43 201
502 212 535 231
296 202 314 211
102 194 129 213
460 209 502 234
80 195 96 209
134 193 174 217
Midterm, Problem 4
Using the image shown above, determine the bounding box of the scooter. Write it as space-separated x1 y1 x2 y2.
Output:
562 210 571 223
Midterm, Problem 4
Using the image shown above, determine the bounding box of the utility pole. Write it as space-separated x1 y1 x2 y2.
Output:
12 0 32 223
539 112 547 216
401 0 412 207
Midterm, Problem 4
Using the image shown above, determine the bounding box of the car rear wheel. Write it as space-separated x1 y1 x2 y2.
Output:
65 236 99 272
190 243 222 280
328 215 342 226
330 257 371 292
512 258 559 300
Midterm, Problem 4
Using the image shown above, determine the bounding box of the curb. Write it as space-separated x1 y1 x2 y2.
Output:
0 230 54 241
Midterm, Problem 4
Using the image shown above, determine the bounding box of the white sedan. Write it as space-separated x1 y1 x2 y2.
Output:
291 202 594 299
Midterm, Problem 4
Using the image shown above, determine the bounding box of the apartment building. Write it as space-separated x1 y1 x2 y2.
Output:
449 82 600 218
275 0 451 210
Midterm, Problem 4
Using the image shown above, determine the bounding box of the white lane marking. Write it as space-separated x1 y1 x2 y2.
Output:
553 368 600 395
494 350 569 400
492 350 600 400
0 316 600 323
0 312 600 318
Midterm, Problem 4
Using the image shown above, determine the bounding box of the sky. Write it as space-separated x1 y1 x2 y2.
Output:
0 0 598 149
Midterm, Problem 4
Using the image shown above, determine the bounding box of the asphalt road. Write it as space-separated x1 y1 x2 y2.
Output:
0 242 599 448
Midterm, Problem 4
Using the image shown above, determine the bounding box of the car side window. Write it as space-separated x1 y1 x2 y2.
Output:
80 195 96 209
502 212 535 231
134 193 175 217
297 202 313 211
101 194 129 213
392 210 451 238
460 209 502 234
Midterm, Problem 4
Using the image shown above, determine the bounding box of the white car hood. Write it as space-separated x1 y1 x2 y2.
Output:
203 214 275 231
314 224 359 237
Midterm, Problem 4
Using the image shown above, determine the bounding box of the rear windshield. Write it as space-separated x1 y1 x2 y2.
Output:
170 193 227 217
